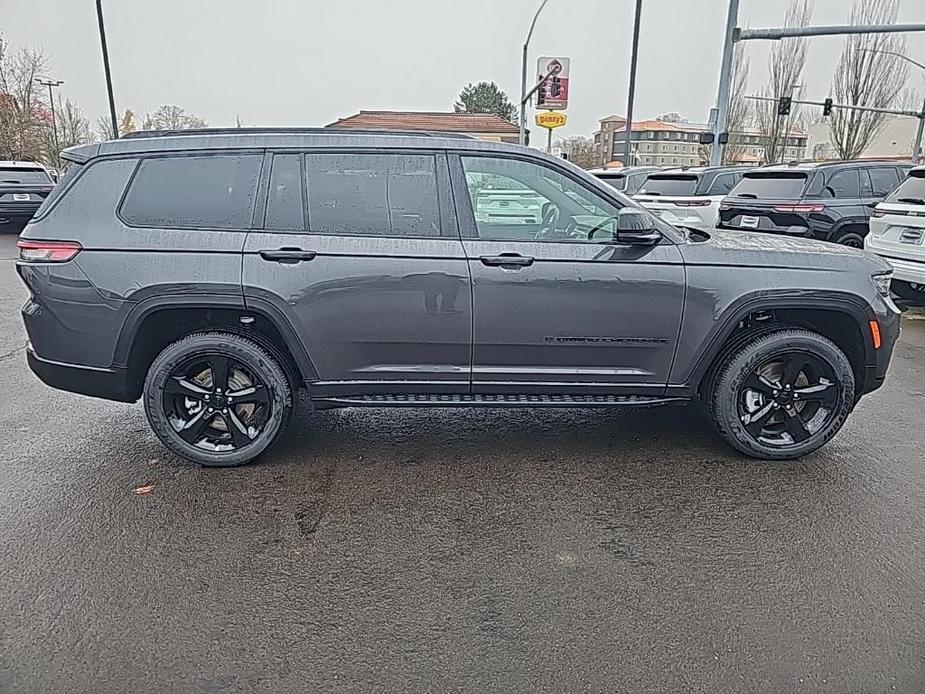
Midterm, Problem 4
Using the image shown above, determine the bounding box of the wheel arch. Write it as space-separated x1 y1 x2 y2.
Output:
114 296 318 400
685 291 877 397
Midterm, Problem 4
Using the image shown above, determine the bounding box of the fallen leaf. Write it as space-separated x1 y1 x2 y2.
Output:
133 484 155 495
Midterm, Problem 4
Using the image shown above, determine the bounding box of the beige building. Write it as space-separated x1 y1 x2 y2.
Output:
592 115 806 168
805 117 921 161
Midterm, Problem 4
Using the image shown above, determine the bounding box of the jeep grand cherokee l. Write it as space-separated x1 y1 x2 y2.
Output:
718 160 912 247
17 128 900 466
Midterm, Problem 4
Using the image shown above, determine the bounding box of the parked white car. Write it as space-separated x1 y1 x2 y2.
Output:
589 166 659 196
865 166 925 302
633 166 754 231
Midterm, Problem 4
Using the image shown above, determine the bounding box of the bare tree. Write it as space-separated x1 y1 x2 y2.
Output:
146 104 208 131
558 136 596 169
40 97 91 164
656 112 688 124
723 43 752 164
96 115 116 141
829 0 909 159
0 35 49 161
756 0 813 164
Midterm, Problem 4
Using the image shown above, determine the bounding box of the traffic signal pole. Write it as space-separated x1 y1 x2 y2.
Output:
519 0 549 146
708 9 925 167
623 0 644 167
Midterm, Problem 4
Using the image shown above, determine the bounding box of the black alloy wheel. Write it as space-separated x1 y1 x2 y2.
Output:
737 352 840 448
144 332 293 467
163 353 271 452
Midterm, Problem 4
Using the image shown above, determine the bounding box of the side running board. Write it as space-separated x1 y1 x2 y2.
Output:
311 393 686 408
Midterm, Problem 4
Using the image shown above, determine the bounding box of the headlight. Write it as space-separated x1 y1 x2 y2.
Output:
872 272 892 297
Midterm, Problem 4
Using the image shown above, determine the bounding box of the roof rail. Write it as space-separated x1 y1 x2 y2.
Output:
120 127 474 140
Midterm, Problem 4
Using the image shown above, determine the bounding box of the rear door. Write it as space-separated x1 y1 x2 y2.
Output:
242 149 471 396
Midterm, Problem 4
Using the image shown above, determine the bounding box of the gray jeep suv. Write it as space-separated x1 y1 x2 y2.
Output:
17 129 901 466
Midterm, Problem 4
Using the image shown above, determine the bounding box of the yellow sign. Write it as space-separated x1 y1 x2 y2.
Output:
535 111 567 129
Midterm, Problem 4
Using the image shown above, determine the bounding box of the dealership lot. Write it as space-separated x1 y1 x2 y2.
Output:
0 233 923 693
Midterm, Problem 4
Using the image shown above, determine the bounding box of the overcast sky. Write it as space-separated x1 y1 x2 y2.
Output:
2 0 924 139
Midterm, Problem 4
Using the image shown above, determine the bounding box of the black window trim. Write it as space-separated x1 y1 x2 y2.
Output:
260 151 308 232
116 149 267 232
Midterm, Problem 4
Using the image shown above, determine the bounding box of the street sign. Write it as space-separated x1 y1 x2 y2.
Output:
536 111 567 129
537 56 570 110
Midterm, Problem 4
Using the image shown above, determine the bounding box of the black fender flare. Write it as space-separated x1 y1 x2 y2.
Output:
112 294 319 382
680 289 877 390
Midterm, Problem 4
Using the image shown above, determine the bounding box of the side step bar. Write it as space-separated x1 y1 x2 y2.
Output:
311 393 687 409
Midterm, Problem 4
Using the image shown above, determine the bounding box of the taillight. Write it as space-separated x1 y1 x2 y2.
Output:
17 239 82 263
672 199 711 207
772 204 825 213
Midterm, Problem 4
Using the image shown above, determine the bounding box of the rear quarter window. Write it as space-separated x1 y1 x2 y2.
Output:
120 154 262 229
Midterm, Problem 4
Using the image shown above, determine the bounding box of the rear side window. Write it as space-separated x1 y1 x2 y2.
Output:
885 170 925 204
304 153 441 237
265 154 304 231
705 172 739 196
867 167 899 197
121 154 262 229
0 166 51 184
730 172 808 199
639 175 699 196
822 168 860 199
594 173 627 190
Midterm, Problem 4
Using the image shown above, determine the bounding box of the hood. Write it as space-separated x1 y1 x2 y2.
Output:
679 229 891 273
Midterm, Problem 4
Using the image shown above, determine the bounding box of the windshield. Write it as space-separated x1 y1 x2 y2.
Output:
730 172 808 199
0 166 51 185
885 172 925 205
638 175 698 196
593 173 627 190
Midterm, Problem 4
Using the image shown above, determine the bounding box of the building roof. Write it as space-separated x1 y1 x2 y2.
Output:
326 111 519 134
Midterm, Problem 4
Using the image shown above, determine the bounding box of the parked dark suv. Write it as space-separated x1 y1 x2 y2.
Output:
718 160 912 247
17 129 900 466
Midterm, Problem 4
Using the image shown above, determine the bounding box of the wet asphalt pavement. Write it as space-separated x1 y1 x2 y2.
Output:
0 232 923 693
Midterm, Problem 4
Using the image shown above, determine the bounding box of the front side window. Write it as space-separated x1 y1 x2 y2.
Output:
460 156 622 243
121 154 261 229
706 172 738 195
304 153 440 237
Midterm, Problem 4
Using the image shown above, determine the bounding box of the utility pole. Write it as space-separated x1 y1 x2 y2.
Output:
709 0 740 166
709 15 925 166
519 0 549 147
623 0 643 167
35 78 64 166
96 0 119 139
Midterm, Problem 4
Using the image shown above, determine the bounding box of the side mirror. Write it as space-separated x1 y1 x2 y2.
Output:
615 208 661 245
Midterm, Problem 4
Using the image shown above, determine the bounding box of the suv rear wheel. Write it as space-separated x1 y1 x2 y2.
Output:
143 331 293 466
708 328 855 460
831 227 866 248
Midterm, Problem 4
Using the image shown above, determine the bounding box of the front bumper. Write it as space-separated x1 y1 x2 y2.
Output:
26 345 138 402
860 296 902 396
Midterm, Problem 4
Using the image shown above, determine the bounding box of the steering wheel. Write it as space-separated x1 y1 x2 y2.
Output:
534 203 561 240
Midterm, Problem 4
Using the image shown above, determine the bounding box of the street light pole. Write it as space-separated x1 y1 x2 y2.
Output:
520 0 549 147
36 78 63 166
859 49 925 164
623 0 643 167
96 0 119 139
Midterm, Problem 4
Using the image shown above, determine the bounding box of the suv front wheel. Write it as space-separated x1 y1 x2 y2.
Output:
708 328 855 460
143 331 293 466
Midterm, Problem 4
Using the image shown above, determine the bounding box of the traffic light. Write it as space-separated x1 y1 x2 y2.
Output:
550 76 561 98
777 96 792 116
823 98 833 117
536 84 546 106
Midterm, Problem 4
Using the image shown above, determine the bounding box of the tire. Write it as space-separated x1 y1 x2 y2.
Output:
143 331 293 467
831 227 867 248
707 328 855 460
891 279 925 304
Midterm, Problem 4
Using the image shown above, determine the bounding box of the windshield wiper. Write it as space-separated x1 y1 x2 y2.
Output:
896 197 925 205
736 193 758 199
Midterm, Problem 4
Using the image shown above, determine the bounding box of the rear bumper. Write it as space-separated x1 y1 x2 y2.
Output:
868 253 925 285
0 203 40 223
27 345 137 402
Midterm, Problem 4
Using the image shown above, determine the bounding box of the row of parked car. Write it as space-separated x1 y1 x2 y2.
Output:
590 160 925 303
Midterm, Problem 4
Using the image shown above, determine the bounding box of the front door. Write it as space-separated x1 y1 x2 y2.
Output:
243 150 471 396
451 153 685 396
